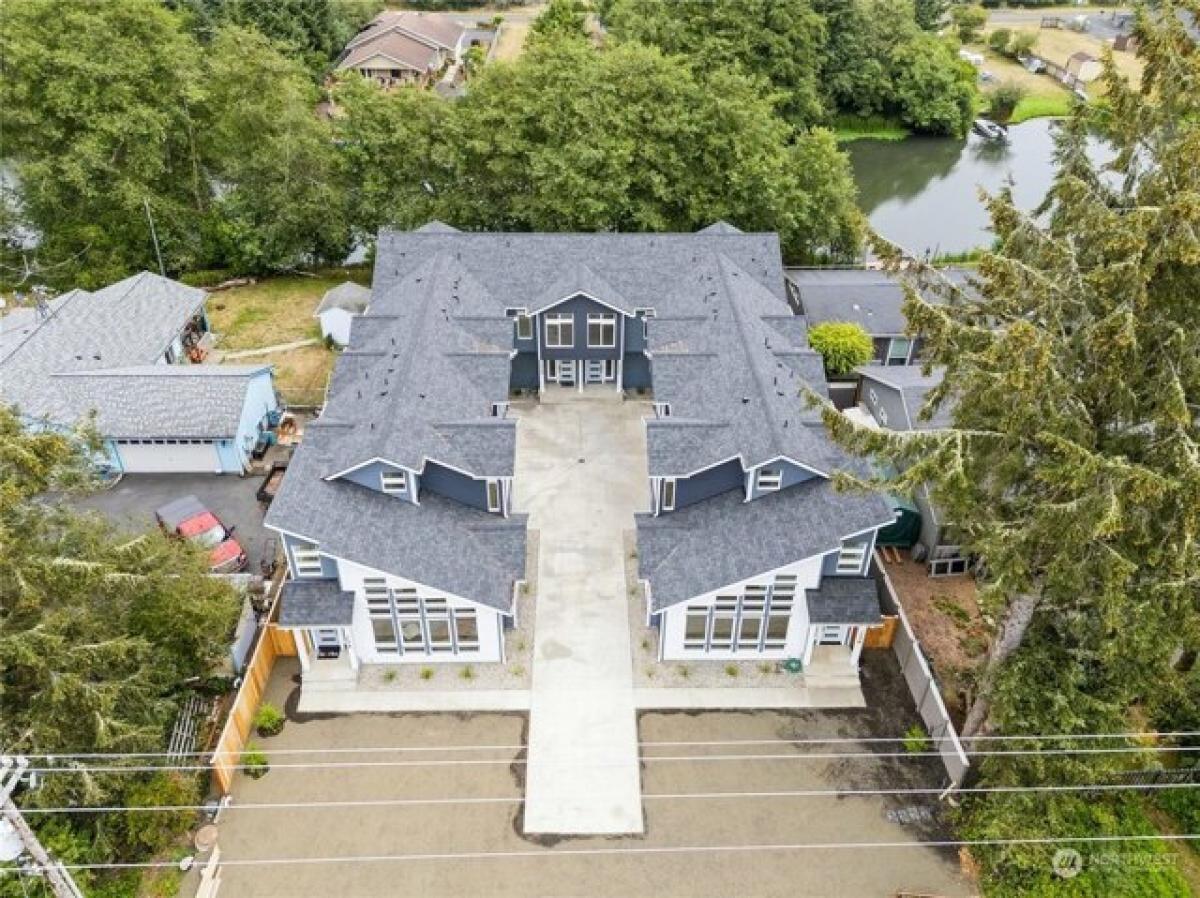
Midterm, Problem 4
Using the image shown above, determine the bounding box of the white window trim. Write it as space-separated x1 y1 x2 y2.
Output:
486 478 503 513
516 314 532 340
586 312 617 348
380 470 408 494
756 468 782 492
661 477 676 512
545 313 574 348
886 337 912 366
293 548 324 577
836 541 868 574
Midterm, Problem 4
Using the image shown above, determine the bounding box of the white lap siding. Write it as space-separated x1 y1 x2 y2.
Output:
337 559 504 664
659 555 823 661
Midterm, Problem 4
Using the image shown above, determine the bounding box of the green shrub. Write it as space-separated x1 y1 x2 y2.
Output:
807 321 875 376
118 772 200 857
420 667 435 680
459 665 475 680
903 724 930 754
724 664 739 677
1009 30 1036 59
179 268 234 288
242 745 270 779
252 701 285 737
986 28 1011 55
987 82 1027 122
950 4 987 43
383 668 398 683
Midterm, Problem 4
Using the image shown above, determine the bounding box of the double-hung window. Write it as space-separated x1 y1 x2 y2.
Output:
756 468 782 493
765 575 795 649
886 337 912 366
293 547 323 577
380 470 407 494
587 313 616 348
516 314 533 340
836 539 869 574
365 578 397 653
737 585 768 649
545 313 574 348
709 596 738 650
486 479 503 513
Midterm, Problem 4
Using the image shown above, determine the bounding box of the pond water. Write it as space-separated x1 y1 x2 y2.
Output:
847 118 1076 257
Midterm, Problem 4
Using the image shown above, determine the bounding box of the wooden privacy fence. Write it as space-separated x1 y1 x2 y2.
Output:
872 553 970 786
210 611 296 795
865 615 898 649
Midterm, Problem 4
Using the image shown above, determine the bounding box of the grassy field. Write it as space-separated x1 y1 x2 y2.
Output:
492 20 530 61
1032 26 1144 85
206 269 369 351
205 267 369 405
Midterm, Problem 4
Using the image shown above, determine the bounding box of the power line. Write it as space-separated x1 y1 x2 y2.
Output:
24 744 1197 775
13 729 1199 761
13 780 1200 816
7 833 1200 873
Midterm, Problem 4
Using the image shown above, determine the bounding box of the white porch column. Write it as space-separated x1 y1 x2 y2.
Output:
850 625 866 666
294 629 310 672
343 627 360 671
802 625 817 667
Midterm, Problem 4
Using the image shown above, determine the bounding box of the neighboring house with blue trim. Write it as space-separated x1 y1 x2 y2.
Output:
0 271 279 474
266 222 895 676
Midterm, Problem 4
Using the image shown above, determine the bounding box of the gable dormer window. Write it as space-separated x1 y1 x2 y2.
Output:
381 470 408 494
756 468 782 492
545 313 574 348
486 479 503 513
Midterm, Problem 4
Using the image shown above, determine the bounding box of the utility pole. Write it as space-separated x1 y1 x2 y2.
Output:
143 197 166 277
1 758 85 898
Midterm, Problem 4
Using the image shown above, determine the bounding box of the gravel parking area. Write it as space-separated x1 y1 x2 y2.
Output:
196 655 974 898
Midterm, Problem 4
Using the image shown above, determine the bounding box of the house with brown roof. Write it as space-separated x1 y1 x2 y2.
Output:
336 11 470 87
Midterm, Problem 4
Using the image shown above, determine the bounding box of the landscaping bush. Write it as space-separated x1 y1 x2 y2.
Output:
903 724 931 754
988 83 1027 122
986 28 1011 55
180 268 234 288
1008 30 1036 58
807 321 875 376
242 745 270 779
252 702 285 737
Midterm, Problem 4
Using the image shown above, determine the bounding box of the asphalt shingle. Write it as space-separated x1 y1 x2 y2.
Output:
805 577 882 624
279 580 356 627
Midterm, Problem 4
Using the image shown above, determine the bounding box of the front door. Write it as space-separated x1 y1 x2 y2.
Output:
313 628 342 659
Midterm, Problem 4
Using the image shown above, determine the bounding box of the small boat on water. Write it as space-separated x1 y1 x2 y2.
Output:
972 118 1009 141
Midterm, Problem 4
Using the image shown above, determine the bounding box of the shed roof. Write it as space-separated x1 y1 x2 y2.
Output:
315 282 372 316
857 365 952 430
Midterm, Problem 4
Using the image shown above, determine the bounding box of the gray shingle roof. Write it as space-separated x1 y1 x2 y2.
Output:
805 577 882 624
52 365 271 439
266 426 526 612
315 282 371 316
857 365 952 430
644 255 845 475
637 480 893 612
785 268 971 337
279 580 355 627
0 272 208 425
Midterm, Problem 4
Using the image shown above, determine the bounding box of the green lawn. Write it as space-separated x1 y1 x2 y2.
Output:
205 268 369 351
1007 91 1075 123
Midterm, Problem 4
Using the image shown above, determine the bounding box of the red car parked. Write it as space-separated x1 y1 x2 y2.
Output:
155 495 248 574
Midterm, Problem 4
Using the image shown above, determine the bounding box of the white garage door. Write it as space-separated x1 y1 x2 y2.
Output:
115 440 221 473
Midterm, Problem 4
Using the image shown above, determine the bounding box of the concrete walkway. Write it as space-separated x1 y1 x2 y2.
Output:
220 337 319 359
514 392 649 835
634 685 865 710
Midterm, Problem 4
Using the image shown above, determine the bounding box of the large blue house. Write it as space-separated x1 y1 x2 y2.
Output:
266 223 893 674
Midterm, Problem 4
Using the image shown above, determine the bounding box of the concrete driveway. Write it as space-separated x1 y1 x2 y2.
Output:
73 472 277 573
512 390 650 835
200 656 974 898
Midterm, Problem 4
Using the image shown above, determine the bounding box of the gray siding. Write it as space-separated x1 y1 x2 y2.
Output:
511 316 537 354
510 351 539 391
282 532 339 579
537 295 625 362
422 459 487 511
747 460 819 501
625 316 648 353
340 459 416 501
623 352 652 390
675 458 744 510
861 379 909 430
